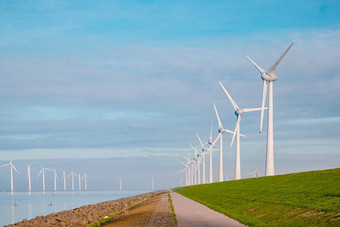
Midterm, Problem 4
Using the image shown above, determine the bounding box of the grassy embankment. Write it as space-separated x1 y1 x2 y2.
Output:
174 168 340 226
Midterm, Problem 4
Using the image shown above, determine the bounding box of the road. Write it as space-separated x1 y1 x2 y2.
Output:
170 192 246 227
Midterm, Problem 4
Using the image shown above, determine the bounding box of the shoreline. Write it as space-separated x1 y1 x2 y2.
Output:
7 190 167 226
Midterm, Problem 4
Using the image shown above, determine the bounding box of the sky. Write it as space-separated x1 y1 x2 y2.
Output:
0 0 339 191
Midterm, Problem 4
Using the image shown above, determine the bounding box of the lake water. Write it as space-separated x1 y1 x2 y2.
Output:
0 190 149 226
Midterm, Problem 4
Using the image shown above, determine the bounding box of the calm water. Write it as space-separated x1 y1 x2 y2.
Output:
0 190 148 226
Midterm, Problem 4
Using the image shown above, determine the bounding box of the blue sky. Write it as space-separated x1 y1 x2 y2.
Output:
0 0 339 191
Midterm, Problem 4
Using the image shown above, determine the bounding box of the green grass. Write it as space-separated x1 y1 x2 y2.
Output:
174 168 340 226
168 191 177 225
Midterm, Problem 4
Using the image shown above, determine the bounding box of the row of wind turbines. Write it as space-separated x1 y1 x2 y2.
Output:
0 160 90 192
180 42 294 186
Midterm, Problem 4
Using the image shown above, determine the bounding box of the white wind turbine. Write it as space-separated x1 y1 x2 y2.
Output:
61 170 67 191
248 168 259 178
23 163 33 192
183 155 195 185
78 173 81 191
245 42 294 176
196 132 207 184
51 168 58 191
150 176 156 190
0 160 20 192
117 177 122 190
67 171 77 191
179 160 190 186
219 82 263 180
37 165 48 192
213 103 242 182
82 173 90 191
189 143 202 184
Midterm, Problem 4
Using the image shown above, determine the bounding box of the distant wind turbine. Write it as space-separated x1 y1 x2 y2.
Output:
1 160 20 192
150 176 156 190
82 173 90 191
78 173 81 191
52 168 58 191
37 165 48 192
245 42 293 176
67 171 77 191
23 163 33 192
61 170 67 191
118 177 122 190
219 82 263 180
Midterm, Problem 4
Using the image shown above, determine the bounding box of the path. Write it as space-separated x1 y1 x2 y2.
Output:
170 192 246 227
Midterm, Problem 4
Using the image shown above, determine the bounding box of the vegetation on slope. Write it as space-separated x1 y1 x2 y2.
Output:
174 168 340 226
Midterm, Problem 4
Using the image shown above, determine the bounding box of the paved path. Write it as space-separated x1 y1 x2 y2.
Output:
170 192 246 227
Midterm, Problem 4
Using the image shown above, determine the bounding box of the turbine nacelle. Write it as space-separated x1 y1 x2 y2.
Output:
208 139 213 145
235 109 244 116
262 72 278 81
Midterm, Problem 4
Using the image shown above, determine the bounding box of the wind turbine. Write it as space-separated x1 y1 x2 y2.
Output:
179 161 190 186
82 173 90 191
213 103 243 182
150 176 156 190
23 163 33 192
78 173 81 191
219 82 263 180
189 143 202 184
196 124 219 184
37 165 48 192
61 170 67 191
51 168 58 191
245 42 293 176
67 171 77 191
248 168 259 178
117 177 122 190
0 160 20 192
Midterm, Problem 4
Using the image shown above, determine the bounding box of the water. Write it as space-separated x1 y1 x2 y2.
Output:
0 190 148 226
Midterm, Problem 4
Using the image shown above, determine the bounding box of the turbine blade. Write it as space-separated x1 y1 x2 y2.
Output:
243 107 265 112
268 42 294 74
230 115 241 147
219 81 239 110
196 133 204 148
0 163 10 168
260 80 268 133
189 143 196 152
210 133 222 148
37 169 43 178
245 55 265 74
11 164 20 175
223 128 235 134
213 103 223 129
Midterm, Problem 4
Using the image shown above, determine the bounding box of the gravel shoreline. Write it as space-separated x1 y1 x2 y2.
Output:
7 190 167 227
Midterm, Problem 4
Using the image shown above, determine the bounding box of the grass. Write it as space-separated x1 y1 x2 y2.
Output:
174 168 340 226
168 191 178 226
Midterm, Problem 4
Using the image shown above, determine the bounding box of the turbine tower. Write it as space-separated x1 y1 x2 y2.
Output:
23 163 33 192
117 177 122 190
245 42 293 176
213 103 240 182
0 160 20 192
67 171 77 191
37 165 48 192
81 173 90 191
78 173 81 191
219 82 263 180
150 176 156 190
51 168 58 191
61 170 67 191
